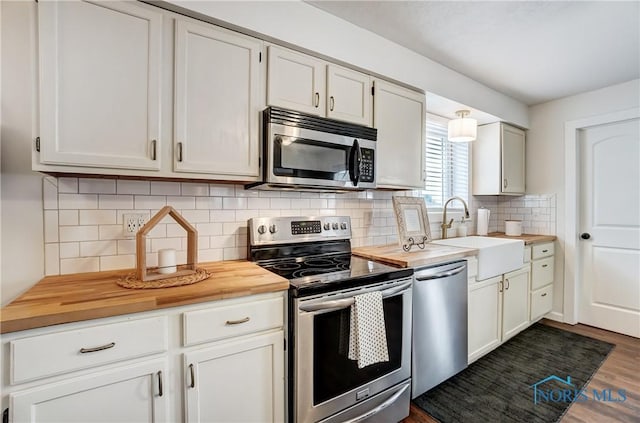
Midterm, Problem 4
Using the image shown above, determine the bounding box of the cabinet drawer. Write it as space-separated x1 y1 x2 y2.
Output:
183 296 284 347
530 285 553 321
532 242 554 260
10 316 168 384
531 257 554 290
523 245 532 263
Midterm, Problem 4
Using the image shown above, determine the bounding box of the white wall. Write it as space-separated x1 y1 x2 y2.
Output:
1 1 44 305
527 78 640 319
164 0 529 128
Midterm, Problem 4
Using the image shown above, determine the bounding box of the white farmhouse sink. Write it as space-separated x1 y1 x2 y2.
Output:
432 236 525 281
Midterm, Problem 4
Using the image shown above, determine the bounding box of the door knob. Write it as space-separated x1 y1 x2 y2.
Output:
580 233 591 240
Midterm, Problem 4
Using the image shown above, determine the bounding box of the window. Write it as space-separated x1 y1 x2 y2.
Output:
424 115 469 210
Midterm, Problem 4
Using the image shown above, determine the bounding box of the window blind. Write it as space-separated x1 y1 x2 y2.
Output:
424 120 469 209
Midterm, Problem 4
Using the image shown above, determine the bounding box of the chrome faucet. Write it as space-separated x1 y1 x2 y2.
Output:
441 196 470 239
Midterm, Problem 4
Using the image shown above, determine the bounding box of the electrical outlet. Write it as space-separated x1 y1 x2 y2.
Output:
123 213 147 236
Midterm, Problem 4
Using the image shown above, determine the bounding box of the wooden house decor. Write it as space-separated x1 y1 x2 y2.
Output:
117 206 210 289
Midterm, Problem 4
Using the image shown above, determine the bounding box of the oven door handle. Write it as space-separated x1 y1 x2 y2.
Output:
343 382 410 423
298 281 412 312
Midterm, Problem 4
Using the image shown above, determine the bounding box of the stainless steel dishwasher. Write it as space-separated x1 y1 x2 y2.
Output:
411 260 468 398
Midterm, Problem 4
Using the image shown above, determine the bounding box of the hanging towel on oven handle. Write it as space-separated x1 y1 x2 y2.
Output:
348 290 389 368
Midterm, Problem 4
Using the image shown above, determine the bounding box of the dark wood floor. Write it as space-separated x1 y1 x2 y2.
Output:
402 319 640 423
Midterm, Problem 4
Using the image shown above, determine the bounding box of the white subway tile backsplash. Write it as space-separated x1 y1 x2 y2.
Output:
167 196 196 210
59 194 98 210
60 226 99 242
43 177 59 210
99 225 124 240
100 255 135 271
151 237 182 252
80 240 117 257
135 196 166 210
248 197 271 209
117 239 136 255
197 222 223 236
79 178 116 194
210 184 236 197
44 244 60 276
97 195 134 210
223 197 248 210
182 182 210 197
80 210 117 225
199 249 224 262
44 211 59 243
60 257 99 274
210 210 236 222
59 210 79 226
196 197 222 210
181 209 210 223
58 177 78 193
117 180 150 195
211 235 235 248
59 242 80 259
151 181 181 195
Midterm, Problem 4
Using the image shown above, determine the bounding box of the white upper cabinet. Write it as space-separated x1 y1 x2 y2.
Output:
472 122 526 195
267 46 326 116
326 65 371 126
174 19 262 179
37 0 163 171
267 46 372 126
373 80 426 189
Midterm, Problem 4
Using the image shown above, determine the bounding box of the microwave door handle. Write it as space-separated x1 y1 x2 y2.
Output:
298 281 412 312
348 139 361 186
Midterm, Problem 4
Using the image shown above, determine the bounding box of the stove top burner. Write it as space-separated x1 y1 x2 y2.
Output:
259 253 353 280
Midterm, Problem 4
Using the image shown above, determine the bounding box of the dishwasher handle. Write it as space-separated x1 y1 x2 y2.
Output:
415 264 466 281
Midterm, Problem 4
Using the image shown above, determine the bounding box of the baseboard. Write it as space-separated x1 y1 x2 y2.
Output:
545 311 564 322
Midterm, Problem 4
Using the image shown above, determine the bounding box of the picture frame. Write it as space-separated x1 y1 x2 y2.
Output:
392 196 432 252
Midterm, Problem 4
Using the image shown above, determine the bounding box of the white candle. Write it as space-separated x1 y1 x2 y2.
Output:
158 248 177 274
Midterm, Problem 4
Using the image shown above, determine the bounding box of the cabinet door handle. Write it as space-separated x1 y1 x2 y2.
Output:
79 342 115 354
177 142 183 162
541 293 548 297
542 249 549 253
157 371 163 397
499 280 503 293
188 364 195 388
314 92 320 108
503 179 508 189
505 279 510 290
226 317 250 325
542 264 549 268
329 96 335 111
151 140 157 161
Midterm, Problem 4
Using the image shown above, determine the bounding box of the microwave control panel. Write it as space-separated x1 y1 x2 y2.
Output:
360 148 375 182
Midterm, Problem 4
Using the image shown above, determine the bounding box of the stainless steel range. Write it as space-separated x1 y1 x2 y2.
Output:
248 216 413 423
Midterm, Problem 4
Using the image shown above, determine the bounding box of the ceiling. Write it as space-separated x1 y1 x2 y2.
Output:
307 1 640 106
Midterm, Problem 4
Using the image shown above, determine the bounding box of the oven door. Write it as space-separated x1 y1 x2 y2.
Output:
266 123 376 190
293 278 412 423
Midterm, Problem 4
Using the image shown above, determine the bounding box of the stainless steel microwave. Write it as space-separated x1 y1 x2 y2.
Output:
247 107 377 191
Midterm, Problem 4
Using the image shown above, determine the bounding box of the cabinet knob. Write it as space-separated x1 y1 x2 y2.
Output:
581 233 591 240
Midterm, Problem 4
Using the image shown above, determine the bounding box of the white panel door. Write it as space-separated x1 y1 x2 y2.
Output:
10 359 168 423
373 80 426 189
38 0 162 170
579 118 640 337
501 266 530 341
184 331 284 423
468 277 502 363
267 46 326 116
501 124 525 194
174 19 262 178
326 65 371 126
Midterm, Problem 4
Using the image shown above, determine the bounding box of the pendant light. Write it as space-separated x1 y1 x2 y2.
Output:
448 110 477 142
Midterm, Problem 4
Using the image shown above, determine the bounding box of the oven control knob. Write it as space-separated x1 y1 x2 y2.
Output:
340 222 348 230
269 224 278 234
332 222 339 230
323 222 331 231
257 225 266 235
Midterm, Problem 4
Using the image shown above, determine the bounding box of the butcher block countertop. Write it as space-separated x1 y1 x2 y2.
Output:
352 243 478 268
487 232 557 245
0 260 288 334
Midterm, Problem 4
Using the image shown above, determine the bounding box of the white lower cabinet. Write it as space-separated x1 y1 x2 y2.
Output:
468 265 530 363
184 331 284 423
10 359 169 423
468 276 503 363
501 266 531 341
2 292 286 423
